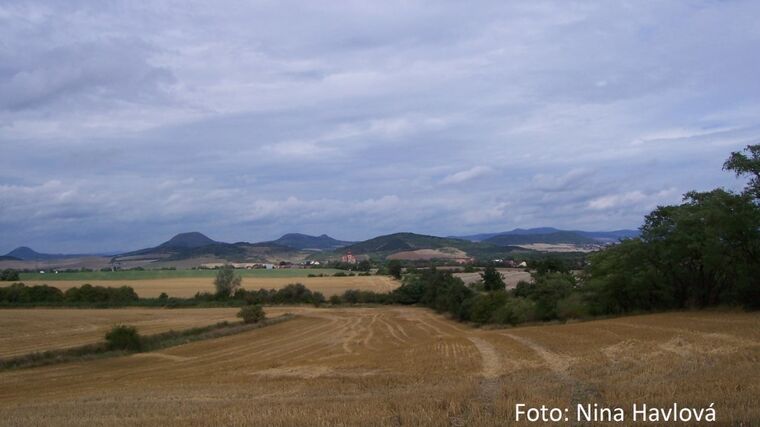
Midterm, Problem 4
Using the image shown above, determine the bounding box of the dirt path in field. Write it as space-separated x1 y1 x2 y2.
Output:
501 332 600 404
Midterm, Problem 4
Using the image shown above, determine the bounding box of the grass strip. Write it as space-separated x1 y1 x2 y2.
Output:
0 313 295 371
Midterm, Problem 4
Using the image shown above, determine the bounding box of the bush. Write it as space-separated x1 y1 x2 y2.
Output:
491 297 537 325
105 325 142 351
0 269 20 281
556 292 590 320
237 305 266 324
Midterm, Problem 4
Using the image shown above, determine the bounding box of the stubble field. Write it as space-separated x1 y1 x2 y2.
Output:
0 307 757 426
0 308 240 357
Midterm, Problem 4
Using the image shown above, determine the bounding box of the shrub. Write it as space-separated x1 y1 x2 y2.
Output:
556 292 590 320
238 305 266 324
0 269 20 281
105 325 142 351
491 297 537 325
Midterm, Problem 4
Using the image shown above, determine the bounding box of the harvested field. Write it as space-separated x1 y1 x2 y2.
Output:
454 268 532 287
0 308 239 358
20 275 399 298
0 308 757 425
386 247 469 261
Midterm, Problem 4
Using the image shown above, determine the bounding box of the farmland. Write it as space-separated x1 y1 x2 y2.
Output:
453 267 532 287
19 275 399 298
0 307 757 425
0 308 239 358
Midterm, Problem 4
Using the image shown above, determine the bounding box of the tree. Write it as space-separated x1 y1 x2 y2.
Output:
584 145 760 311
237 305 266 324
724 144 760 200
480 265 505 291
387 260 402 279
214 265 242 298
357 260 371 272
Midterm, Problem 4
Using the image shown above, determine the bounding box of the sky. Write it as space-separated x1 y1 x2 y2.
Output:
1 1 760 253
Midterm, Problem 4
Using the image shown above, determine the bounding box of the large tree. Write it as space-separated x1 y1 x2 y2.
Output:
724 144 760 200
214 265 242 298
480 265 506 291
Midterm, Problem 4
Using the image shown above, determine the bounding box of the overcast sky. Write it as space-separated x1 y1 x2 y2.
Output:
2 1 760 253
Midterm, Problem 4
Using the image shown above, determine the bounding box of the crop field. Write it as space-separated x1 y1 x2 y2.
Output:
0 308 757 426
0 308 240 358
18 268 344 281
454 268 532 287
20 275 399 298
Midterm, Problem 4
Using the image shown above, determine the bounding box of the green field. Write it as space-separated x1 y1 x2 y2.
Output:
18 268 343 281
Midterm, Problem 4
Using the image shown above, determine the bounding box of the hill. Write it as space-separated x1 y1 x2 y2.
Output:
455 227 639 243
115 232 300 263
0 255 21 261
336 232 525 260
4 246 77 261
483 230 597 246
156 232 217 249
267 233 353 250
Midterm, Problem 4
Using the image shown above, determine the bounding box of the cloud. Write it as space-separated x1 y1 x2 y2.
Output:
1 0 759 252
588 188 679 211
441 166 494 184
532 169 593 192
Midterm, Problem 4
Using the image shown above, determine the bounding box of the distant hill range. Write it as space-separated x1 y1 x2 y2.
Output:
265 233 353 250
3 227 639 266
334 232 525 260
113 232 350 263
453 227 639 245
2 246 86 261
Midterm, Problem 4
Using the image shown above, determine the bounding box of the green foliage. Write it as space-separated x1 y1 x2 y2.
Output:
214 265 242 298
491 297 537 325
387 260 402 279
232 283 326 305
105 325 142 351
469 291 509 324
0 282 64 303
529 272 575 320
531 257 570 275
585 145 760 312
356 260 372 272
556 293 590 320
0 269 20 281
64 284 138 305
480 265 505 291
724 144 760 200
237 305 266 324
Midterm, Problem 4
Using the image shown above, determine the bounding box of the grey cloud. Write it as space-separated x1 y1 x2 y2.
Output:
1 0 760 252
